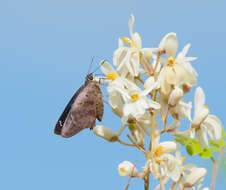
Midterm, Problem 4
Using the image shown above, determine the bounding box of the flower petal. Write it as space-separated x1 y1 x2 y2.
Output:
177 43 191 59
203 114 222 140
184 167 207 187
197 126 209 147
128 14 135 38
100 61 117 75
159 32 178 58
194 87 206 116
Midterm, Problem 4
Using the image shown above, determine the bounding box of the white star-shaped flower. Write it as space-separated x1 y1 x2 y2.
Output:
158 33 197 95
116 79 160 119
100 61 126 117
113 14 156 78
191 87 222 147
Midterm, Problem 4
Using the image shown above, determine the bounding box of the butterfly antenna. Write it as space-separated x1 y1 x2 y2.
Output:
92 60 107 74
87 56 95 75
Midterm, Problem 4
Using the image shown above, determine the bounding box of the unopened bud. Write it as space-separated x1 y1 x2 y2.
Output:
118 161 139 177
159 33 178 58
141 48 155 60
93 125 118 142
168 87 183 106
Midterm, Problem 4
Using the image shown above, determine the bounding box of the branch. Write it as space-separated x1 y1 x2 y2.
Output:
210 149 225 190
117 139 136 147
144 175 149 190
160 120 179 134
127 135 147 155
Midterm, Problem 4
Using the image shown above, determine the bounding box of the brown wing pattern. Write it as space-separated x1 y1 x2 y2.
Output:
61 81 103 138
54 84 86 135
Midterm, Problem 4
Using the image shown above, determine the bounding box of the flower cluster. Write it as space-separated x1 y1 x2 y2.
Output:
93 14 225 190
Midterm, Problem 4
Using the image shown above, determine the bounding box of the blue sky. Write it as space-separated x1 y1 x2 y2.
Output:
0 0 225 189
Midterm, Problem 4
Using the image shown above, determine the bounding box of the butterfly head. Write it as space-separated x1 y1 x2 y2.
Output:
85 73 94 82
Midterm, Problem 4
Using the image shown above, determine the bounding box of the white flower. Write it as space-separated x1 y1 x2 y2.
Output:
122 112 155 137
155 141 177 156
191 87 209 128
117 79 160 119
165 143 186 182
149 141 184 182
100 60 125 88
173 100 192 121
183 167 207 188
100 61 126 117
177 44 198 77
113 15 141 78
113 15 156 78
93 125 118 142
158 33 197 96
191 87 222 147
158 94 192 121
118 161 139 177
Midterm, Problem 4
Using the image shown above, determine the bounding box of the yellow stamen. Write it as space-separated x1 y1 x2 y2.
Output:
155 145 164 155
121 37 138 48
204 105 209 110
107 73 117 80
130 93 139 102
167 57 176 66
181 156 186 163
120 167 125 173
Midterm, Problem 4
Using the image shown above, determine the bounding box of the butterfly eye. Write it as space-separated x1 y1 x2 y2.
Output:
85 73 94 81
89 75 94 80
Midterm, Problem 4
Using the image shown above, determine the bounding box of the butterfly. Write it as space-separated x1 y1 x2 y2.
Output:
54 73 103 138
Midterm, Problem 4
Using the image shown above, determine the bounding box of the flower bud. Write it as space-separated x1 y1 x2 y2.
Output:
93 125 118 142
184 167 207 188
168 87 183 107
118 161 139 177
159 32 178 58
141 48 155 60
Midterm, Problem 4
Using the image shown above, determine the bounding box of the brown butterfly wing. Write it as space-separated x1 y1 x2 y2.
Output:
54 84 86 135
61 81 103 138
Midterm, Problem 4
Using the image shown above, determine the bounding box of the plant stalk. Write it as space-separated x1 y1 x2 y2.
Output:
144 175 149 190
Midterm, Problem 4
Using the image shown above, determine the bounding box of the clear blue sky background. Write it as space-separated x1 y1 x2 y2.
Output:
0 0 225 189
